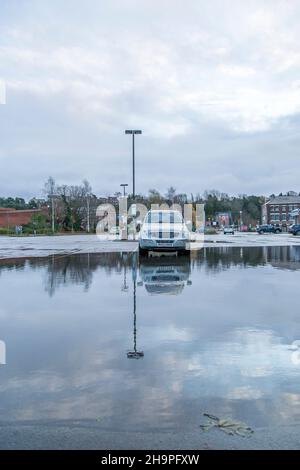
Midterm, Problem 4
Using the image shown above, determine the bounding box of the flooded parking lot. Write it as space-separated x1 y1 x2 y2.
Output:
0 246 300 448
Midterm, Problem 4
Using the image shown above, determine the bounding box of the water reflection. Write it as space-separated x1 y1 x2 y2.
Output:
126 253 144 359
0 247 300 432
138 254 191 295
1 246 299 296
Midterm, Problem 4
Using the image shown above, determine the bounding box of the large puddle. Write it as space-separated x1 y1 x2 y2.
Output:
0 246 300 432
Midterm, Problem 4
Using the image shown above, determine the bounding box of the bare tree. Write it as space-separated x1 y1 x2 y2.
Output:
165 186 176 202
148 189 163 204
43 176 56 197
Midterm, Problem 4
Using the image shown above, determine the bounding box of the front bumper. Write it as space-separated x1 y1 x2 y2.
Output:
139 238 189 251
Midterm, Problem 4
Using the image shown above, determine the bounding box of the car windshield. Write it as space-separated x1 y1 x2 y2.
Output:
146 211 183 224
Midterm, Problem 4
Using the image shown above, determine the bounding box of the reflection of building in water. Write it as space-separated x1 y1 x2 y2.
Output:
138 254 191 295
264 246 300 271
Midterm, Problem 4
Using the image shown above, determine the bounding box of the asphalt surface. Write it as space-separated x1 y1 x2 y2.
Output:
0 420 300 449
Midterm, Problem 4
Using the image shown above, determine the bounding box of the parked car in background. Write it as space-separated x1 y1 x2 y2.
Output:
223 225 235 235
288 224 294 233
139 209 190 255
290 224 300 236
256 224 282 234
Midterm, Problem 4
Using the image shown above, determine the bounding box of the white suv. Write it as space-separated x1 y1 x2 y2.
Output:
139 210 190 255
223 225 235 235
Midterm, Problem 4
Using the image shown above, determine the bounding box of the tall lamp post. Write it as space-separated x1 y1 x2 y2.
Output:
86 194 90 233
124 130 142 199
120 183 128 197
48 194 59 234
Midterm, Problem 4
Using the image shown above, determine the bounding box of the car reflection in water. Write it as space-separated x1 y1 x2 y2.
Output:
138 252 192 296
124 253 192 361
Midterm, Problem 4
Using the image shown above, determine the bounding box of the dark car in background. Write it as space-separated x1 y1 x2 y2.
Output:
256 224 282 234
290 224 300 236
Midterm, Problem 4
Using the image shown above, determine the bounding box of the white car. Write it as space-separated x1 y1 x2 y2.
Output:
223 225 235 235
139 210 190 255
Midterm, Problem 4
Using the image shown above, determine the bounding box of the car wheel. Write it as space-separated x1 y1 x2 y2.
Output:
139 248 148 256
275 229 280 234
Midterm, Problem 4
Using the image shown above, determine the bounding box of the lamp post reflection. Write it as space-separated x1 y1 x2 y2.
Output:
121 253 129 292
127 252 144 359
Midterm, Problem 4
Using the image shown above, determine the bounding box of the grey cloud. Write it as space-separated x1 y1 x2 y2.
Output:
1 0 300 198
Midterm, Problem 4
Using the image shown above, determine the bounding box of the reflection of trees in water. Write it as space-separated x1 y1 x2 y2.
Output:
191 247 267 273
1 246 300 293
0 253 135 296
44 253 135 296
191 246 300 272
45 254 94 296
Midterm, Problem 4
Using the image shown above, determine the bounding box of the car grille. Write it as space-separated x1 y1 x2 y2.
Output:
148 232 181 239
152 275 180 282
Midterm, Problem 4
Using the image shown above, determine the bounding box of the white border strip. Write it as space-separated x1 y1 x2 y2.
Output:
0 340 6 365
0 80 6 104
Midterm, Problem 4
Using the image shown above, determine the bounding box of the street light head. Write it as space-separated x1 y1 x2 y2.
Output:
125 130 142 134
127 351 144 359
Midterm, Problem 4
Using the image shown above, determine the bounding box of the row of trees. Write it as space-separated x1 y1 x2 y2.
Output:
0 196 43 210
3 180 291 232
125 188 263 226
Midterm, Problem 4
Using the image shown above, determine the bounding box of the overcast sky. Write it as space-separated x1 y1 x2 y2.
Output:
1 0 300 199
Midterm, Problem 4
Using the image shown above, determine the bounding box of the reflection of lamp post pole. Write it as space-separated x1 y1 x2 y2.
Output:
127 253 144 359
121 253 129 292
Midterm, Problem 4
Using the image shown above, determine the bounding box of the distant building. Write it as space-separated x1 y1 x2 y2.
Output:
262 195 300 225
0 207 48 229
215 212 232 226
291 208 300 224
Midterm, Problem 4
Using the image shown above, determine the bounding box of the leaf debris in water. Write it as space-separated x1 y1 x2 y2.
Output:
200 413 254 437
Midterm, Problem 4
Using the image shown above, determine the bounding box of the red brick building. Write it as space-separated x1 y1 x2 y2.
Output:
0 208 48 229
262 195 300 225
